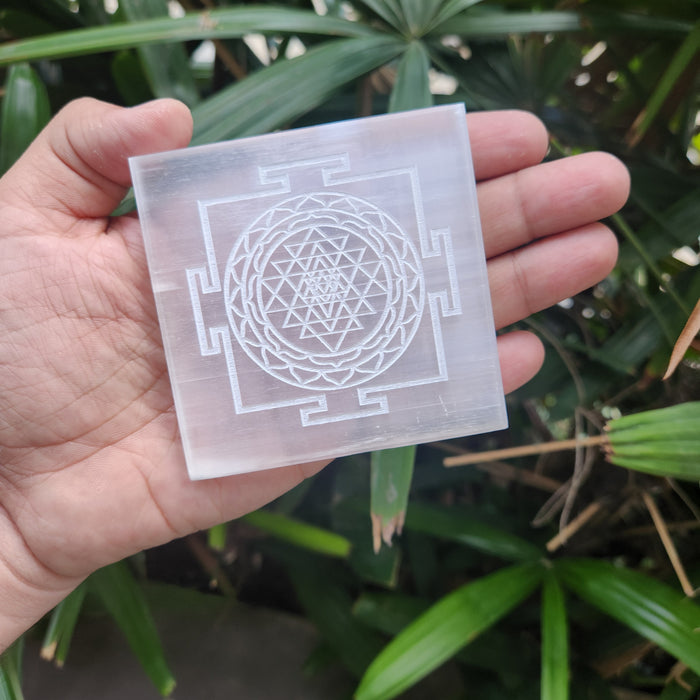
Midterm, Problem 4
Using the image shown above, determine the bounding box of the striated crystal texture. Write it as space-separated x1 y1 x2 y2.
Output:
130 104 507 479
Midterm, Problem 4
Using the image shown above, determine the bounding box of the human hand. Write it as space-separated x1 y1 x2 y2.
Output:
0 99 628 650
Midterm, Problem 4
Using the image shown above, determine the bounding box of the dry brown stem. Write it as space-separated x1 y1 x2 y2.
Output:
642 491 697 597
546 501 603 552
443 434 608 467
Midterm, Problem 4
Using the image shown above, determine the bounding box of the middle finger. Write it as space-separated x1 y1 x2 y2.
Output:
478 151 629 259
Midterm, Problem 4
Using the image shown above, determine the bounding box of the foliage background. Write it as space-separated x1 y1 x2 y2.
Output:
0 1 699 698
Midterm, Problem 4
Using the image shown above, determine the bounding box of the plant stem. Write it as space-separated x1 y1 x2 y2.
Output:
546 501 603 552
443 435 608 468
642 491 697 597
612 212 691 317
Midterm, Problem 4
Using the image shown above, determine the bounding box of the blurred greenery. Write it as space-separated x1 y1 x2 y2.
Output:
1 0 699 698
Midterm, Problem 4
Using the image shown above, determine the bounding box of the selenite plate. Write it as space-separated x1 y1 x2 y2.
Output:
130 104 507 479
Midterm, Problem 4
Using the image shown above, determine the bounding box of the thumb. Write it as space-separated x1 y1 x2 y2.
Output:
0 97 192 221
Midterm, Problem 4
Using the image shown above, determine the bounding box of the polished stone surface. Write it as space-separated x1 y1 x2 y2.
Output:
131 106 506 478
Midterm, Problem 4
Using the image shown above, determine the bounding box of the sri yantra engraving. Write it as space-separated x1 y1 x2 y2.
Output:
186 153 461 427
224 192 425 391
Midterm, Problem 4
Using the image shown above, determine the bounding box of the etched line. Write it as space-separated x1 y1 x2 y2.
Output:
324 165 434 257
196 202 221 292
224 191 425 391
301 391 388 426
425 228 462 316
358 291 450 401
187 152 468 428
187 268 221 356
260 153 350 187
217 326 325 414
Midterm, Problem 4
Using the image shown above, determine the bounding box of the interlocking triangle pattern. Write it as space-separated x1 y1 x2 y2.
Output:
262 228 388 353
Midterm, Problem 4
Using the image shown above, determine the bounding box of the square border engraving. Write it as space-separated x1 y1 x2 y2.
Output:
131 105 507 479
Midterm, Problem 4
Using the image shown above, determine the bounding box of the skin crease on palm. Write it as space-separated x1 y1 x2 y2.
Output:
0 98 630 650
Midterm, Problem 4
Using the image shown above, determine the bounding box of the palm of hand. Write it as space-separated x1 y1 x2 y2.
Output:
0 101 326 597
0 212 180 576
0 98 628 614
0 216 166 454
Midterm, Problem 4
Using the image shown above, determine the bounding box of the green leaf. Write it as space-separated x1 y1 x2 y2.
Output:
405 531 437 596
431 8 693 38
425 0 484 33
619 191 700 272
592 308 666 374
604 403 700 480
288 560 385 677
0 9 56 40
41 584 87 667
607 401 700 432
89 561 176 697
242 510 351 559
302 641 339 676
396 0 442 35
627 21 700 145
270 478 314 516
370 445 416 552
76 0 111 26
0 7 375 65
541 575 569 700
587 11 693 35
207 523 227 552
429 10 583 37
388 41 432 113
118 0 199 107
355 0 406 31
191 35 405 145
353 592 429 635
355 562 543 700
353 590 539 687
0 62 50 175
608 441 699 458
0 638 23 700
4 0 83 31
404 502 542 562
111 49 154 106
612 213 689 317
557 559 700 676
333 498 402 587
604 453 700 481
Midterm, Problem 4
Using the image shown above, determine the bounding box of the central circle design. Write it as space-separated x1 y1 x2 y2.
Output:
258 225 389 356
225 192 424 391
